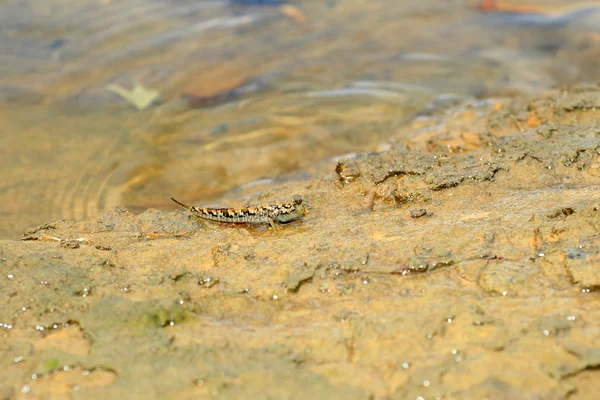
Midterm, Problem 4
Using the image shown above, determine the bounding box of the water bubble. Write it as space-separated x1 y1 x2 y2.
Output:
72 385 80 391
82 370 90 376
63 365 71 371
36 325 45 331
567 315 576 321
502 291 508 296
169 321 175 326
179 300 184 305
447 318 453 323
455 356 463 363
423 380 430 388
272 295 279 300
538 253 545 257
426 333 433 339
542 329 550 336
196 379 205 386
7 274 14 279
451 349 457 355
21 385 31 394
417 396 425 400
14 356 24 363
31 374 37 380
402 362 410 369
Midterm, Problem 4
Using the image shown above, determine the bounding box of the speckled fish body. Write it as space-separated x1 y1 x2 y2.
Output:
171 195 306 228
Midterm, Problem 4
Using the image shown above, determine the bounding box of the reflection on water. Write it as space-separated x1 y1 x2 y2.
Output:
1 0 599 238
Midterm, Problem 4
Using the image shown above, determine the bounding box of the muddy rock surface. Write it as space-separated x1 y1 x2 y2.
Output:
2 88 600 399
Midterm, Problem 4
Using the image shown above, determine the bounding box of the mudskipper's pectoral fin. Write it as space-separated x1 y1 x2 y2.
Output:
269 219 277 232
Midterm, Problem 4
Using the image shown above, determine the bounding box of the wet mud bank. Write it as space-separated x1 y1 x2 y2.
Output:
2 87 600 399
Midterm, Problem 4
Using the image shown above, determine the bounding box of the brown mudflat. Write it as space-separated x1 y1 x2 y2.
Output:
2 87 600 399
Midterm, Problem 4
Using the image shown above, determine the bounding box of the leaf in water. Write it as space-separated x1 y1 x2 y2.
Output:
280 5 309 31
106 81 160 111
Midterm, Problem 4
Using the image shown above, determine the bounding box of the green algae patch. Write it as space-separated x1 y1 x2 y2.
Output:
42 358 60 371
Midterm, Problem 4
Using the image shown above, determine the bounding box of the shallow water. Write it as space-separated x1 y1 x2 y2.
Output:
2 0 600 238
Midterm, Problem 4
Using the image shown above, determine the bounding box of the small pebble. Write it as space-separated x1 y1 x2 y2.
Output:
410 208 428 218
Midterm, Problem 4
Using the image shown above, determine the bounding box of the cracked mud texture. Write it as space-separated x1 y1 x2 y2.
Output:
2 87 600 400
